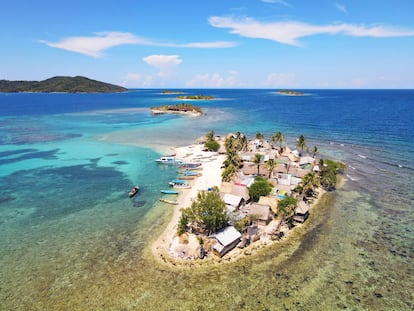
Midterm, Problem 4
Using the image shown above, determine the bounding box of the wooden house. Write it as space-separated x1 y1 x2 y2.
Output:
293 201 310 223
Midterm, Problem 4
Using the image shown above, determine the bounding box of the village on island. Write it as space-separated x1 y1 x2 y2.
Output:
149 100 345 265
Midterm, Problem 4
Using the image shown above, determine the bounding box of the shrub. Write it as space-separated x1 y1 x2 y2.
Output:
248 177 273 202
204 140 220 152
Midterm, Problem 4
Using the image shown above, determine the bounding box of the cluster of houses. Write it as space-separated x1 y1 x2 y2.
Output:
209 137 319 258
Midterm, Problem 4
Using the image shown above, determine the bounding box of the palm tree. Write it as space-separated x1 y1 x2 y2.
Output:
224 150 242 168
266 158 275 178
312 146 319 158
272 131 285 149
253 153 262 176
239 135 248 152
300 172 320 201
225 135 235 152
206 130 215 142
255 132 264 141
297 135 307 153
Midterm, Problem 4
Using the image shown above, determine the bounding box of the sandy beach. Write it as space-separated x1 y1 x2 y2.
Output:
151 143 226 262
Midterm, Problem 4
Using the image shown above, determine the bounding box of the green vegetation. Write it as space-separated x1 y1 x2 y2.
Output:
178 187 228 235
266 158 276 178
255 132 264 141
297 134 307 152
221 132 246 182
278 90 305 96
204 130 220 151
296 172 320 201
222 164 237 182
277 196 298 221
253 153 263 176
312 146 319 158
272 131 285 149
151 103 203 114
177 211 190 236
234 214 257 232
318 159 346 191
176 94 215 100
205 140 220 152
0 76 127 93
248 177 273 202
161 90 185 94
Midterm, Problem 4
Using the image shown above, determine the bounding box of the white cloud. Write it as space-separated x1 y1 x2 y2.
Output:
334 2 347 13
41 32 237 57
143 55 182 79
186 71 241 88
261 0 291 7
209 16 414 46
41 32 145 57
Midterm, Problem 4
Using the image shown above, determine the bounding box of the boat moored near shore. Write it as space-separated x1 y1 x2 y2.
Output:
155 156 183 165
128 186 140 197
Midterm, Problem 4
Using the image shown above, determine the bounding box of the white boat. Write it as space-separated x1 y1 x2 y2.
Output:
172 183 191 189
155 156 183 165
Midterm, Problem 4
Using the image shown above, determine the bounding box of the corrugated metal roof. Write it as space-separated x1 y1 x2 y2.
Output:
223 193 243 207
214 226 242 247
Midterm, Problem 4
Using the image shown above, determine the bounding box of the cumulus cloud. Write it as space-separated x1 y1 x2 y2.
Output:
143 55 182 79
41 32 236 57
186 71 241 88
209 16 414 46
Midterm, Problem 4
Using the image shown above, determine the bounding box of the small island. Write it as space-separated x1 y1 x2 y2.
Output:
0 76 127 93
278 89 305 96
161 90 185 95
176 94 215 100
150 103 203 116
153 131 346 265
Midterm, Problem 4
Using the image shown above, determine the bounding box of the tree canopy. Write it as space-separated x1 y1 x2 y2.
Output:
178 187 228 235
248 177 273 202
277 196 297 220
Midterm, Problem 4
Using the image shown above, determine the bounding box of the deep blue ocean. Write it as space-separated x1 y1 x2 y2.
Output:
0 89 413 310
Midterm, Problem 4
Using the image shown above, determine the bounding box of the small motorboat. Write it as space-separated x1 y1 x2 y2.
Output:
160 189 179 195
168 179 190 187
155 156 183 165
179 162 202 168
172 184 191 189
129 186 140 197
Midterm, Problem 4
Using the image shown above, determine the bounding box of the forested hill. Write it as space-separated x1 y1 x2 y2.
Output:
0 76 128 93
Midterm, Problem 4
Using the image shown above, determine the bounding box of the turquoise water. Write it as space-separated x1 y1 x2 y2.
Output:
0 90 413 310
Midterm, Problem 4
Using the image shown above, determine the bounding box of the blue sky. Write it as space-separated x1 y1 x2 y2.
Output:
1 0 414 88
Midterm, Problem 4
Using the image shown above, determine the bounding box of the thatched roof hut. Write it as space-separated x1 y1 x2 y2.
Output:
249 203 274 226
258 196 279 214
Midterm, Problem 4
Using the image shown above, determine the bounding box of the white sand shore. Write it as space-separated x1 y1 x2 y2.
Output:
151 144 225 262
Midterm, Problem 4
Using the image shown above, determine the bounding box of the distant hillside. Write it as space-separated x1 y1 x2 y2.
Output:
0 76 127 93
